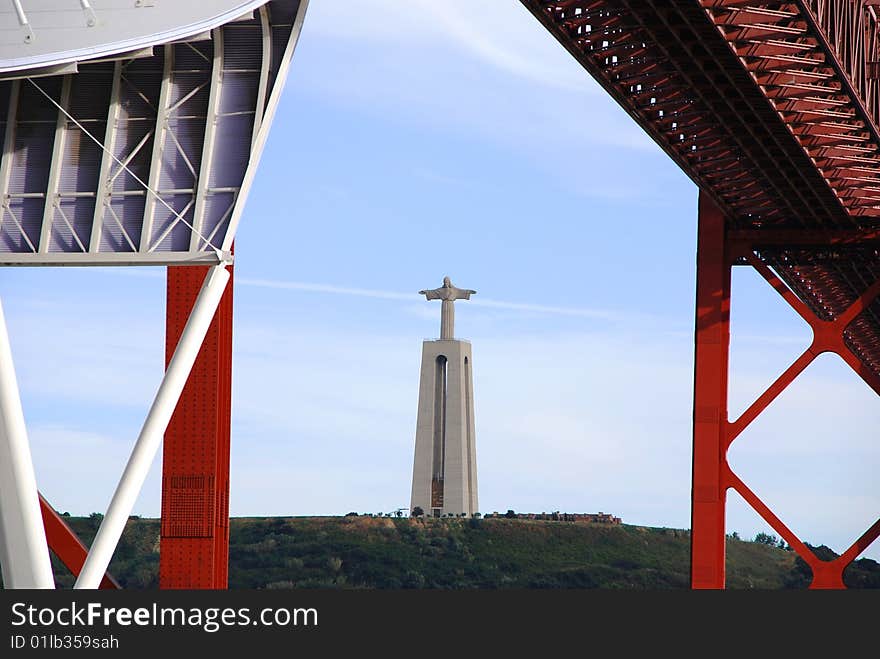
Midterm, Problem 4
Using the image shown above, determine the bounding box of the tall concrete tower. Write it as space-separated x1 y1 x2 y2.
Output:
410 277 478 518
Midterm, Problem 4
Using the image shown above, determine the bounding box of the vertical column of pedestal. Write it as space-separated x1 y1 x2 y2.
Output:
690 191 731 589
160 263 233 589
410 343 438 515
445 341 479 517
442 342 466 517
464 350 478 516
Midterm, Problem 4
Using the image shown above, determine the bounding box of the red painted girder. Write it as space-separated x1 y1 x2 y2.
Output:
825 166 880 180
39 495 119 589
799 133 870 148
604 59 673 80
735 38 818 57
765 83 844 100
663 125 719 142
777 94 853 109
701 0 766 5
160 264 234 589
715 7 800 27
721 22 809 41
745 53 829 71
757 69 838 86
729 227 880 246
780 107 857 122
691 192 729 589
656 110 714 129
813 153 880 167
708 233 880 589
615 70 676 87
810 148 880 162
681 143 738 159
583 37 647 58
630 86 690 105
789 115 866 128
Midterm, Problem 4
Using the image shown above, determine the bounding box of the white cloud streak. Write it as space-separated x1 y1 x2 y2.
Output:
236 276 620 320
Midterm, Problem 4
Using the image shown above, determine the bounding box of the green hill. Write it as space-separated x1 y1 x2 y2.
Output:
46 515 880 589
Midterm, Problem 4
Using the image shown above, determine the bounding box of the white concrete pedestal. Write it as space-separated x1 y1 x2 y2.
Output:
410 339 478 517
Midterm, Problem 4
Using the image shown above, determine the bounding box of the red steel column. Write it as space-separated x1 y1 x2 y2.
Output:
690 191 730 589
159 262 233 589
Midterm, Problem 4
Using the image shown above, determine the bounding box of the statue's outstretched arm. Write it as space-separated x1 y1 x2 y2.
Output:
452 288 476 300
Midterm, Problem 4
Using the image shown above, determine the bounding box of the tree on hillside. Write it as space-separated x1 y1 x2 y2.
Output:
411 506 424 518
754 532 778 545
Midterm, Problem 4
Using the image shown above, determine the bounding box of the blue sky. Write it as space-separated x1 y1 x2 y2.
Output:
1 0 878 562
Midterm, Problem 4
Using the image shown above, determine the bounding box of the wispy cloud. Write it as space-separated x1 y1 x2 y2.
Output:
237 278 412 301
411 0 592 93
105 270 628 321
470 298 617 320
236 276 619 320
302 0 595 94
290 0 659 156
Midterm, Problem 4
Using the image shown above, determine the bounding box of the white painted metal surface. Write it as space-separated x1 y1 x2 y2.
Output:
0 0 309 266
190 29 224 251
88 60 122 253
0 298 55 589
139 44 173 253
0 1 269 75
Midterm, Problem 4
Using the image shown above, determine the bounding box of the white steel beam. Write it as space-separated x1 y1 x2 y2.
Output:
189 29 223 251
147 198 194 251
0 80 20 241
0 62 77 83
0 298 54 589
38 75 73 253
139 44 173 252
89 60 123 253
87 46 154 65
74 263 231 589
0 249 223 267
251 6 272 148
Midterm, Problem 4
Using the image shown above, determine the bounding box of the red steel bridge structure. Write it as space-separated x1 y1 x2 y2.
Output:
521 0 880 588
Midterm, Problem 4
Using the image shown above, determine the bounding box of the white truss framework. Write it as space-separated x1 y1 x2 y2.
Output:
0 0 305 266
0 0 310 589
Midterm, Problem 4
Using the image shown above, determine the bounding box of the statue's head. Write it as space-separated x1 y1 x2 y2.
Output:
443 276 451 287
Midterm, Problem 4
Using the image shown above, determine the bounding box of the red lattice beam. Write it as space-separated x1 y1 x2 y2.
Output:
692 191 880 589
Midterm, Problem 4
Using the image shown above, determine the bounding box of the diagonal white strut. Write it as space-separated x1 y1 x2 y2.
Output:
75 263 230 589
0 298 55 589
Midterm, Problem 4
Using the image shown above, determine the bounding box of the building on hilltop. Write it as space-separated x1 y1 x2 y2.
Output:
484 511 622 524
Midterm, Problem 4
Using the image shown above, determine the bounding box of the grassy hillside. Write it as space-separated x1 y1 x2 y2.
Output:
46 515 880 589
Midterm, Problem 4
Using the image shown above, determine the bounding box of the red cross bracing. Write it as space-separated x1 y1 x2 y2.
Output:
522 0 880 588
